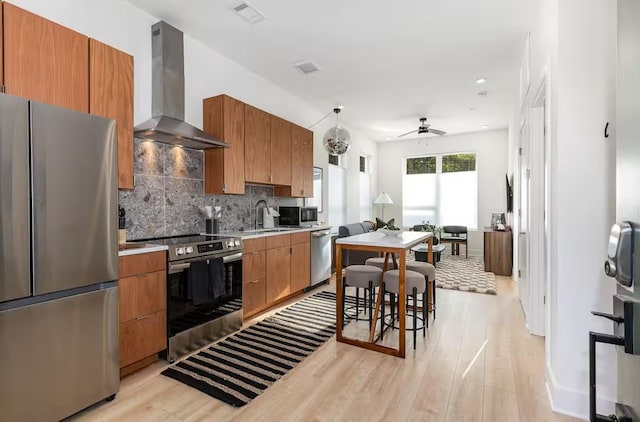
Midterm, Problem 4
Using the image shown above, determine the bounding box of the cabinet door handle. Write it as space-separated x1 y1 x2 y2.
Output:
223 182 227 192
136 314 152 321
250 280 260 284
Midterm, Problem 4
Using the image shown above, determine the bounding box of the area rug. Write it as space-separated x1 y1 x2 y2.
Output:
162 291 355 407
408 253 497 295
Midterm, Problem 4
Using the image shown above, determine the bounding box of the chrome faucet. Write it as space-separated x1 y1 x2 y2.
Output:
255 199 268 229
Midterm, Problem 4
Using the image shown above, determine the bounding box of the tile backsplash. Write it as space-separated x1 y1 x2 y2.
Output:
118 139 299 240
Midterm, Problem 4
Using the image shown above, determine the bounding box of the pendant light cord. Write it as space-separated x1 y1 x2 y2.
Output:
306 109 335 129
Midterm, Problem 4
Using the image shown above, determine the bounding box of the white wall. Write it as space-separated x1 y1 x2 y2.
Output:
377 129 508 256
7 0 378 231
511 0 618 418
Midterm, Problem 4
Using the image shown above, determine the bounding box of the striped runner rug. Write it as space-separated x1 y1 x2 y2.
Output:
161 291 354 407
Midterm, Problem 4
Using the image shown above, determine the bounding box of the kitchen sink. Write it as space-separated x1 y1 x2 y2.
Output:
240 227 299 234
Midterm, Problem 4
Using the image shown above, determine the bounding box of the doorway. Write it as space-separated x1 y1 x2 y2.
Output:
518 80 547 337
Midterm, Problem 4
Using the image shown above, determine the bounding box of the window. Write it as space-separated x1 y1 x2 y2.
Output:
328 164 346 229
402 152 478 229
359 156 371 220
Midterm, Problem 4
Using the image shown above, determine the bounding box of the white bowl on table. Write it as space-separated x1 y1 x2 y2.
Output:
377 228 403 237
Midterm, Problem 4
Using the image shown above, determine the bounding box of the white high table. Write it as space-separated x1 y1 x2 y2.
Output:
335 230 433 358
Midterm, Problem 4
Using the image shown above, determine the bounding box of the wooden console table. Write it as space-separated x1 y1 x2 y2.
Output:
483 230 512 276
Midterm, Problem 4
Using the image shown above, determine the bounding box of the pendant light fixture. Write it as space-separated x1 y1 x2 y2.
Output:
323 108 351 156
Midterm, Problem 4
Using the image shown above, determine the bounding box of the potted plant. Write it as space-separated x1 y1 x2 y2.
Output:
420 220 442 245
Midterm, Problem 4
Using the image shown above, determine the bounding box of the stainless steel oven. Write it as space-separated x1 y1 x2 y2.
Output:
141 234 243 362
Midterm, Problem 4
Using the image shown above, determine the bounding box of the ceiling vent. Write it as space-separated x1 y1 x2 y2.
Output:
233 2 265 24
292 60 322 75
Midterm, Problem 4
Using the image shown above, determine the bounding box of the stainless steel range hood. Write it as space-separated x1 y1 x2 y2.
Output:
134 21 228 149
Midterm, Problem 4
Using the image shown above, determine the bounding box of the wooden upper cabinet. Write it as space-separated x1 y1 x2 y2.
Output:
275 124 314 198
3 3 89 112
244 105 271 184
270 115 292 186
203 95 245 195
89 39 134 190
302 129 314 196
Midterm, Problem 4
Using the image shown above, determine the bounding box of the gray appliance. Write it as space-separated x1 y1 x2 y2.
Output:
311 229 332 287
590 1 640 420
133 21 228 149
0 94 119 421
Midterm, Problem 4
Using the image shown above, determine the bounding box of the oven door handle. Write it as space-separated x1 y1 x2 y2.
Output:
223 252 243 263
168 252 243 274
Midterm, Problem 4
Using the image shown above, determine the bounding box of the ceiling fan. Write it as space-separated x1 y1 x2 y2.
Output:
398 117 447 138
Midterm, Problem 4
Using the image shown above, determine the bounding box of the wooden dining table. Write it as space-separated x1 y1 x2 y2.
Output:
335 230 433 358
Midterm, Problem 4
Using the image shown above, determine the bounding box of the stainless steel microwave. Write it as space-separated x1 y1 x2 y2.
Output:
278 206 318 227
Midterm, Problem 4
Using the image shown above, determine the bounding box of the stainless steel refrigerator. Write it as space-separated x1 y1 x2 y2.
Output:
0 94 119 421
591 1 640 421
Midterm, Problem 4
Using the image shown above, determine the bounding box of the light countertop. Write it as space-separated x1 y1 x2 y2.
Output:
118 244 168 257
219 225 332 240
336 230 432 249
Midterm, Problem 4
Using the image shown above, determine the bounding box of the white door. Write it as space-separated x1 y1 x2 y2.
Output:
518 119 531 319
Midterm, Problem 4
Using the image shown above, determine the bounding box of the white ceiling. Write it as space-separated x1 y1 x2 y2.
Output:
126 0 537 141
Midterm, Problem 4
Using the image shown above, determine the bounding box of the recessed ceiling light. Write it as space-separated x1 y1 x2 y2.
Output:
292 60 321 75
481 125 490 129
233 1 265 24
385 137 392 141
475 77 487 84
477 91 489 97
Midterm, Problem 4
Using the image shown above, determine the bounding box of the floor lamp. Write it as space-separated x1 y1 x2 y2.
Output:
374 192 394 221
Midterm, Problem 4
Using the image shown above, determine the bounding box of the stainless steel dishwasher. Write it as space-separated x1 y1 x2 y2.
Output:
310 229 332 287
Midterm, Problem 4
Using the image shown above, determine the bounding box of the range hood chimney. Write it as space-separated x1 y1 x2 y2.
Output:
133 21 228 149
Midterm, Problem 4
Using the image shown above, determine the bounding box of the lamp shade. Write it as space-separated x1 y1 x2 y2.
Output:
374 192 393 205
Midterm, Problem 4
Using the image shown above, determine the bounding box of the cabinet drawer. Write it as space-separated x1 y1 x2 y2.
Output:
119 310 166 368
119 271 166 322
290 231 310 245
243 237 266 254
119 251 166 278
243 278 266 314
243 250 265 283
266 234 290 249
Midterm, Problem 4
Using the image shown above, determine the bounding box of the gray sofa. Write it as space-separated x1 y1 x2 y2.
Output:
338 221 377 267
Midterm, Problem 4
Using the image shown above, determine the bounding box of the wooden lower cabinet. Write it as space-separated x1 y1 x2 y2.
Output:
118 252 167 376
119 310 166 368
243 232 311 318
243 248 266 315
290 232 311 292
290 242 310 292
266 246 291 303
243 278 266 314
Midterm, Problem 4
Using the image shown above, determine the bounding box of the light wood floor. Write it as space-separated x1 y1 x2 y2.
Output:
74 276 580 422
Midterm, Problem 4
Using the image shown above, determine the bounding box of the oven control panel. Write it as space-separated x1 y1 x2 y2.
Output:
198 242 224 253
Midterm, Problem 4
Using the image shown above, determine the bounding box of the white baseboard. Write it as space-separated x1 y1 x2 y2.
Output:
545 364 615 421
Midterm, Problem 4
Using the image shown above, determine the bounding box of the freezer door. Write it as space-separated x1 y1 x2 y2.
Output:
31 102 118 295
0 94 31 303
616 0 640 417
0 286 119 421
